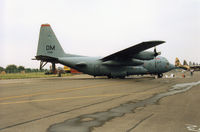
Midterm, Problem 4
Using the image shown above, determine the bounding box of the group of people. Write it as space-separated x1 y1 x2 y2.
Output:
164 69 195 78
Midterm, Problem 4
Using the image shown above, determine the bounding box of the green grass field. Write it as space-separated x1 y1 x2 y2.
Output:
0 72 71 79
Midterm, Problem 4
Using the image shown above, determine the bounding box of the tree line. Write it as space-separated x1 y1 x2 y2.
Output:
0 65 47 73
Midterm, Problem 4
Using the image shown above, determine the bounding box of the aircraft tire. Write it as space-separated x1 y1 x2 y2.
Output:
119 76 125 79
107 75 112 79
158 73 163 78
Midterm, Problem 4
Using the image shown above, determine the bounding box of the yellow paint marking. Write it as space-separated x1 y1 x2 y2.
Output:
0 91 157 105
0 93 128 105
0 82 126 101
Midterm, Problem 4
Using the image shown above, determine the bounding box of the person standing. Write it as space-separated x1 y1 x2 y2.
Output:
190 69 194 76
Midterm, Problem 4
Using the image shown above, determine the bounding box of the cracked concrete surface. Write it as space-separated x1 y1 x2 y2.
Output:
47 81 200 132
0 72 200 132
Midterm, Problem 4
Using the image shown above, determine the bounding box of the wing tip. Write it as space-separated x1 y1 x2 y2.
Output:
144 40 165 44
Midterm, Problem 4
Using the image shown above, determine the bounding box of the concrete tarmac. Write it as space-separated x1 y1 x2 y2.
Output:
0 71 200 132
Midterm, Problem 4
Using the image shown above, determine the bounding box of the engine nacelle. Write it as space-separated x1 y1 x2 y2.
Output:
133 51 155 60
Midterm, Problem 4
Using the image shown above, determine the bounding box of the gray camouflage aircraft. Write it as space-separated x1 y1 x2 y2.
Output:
35 24 175 78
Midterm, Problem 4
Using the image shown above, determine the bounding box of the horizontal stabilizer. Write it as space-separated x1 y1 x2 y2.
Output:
35 55 59 63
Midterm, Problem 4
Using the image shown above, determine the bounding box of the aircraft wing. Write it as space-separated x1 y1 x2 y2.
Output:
101 40 165 61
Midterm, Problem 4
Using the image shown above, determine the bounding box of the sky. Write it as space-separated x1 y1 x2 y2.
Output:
1 0 200 69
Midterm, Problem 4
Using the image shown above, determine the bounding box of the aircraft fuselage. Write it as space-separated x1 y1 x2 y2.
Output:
58 56 174 78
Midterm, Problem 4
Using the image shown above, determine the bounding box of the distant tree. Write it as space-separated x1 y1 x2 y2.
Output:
25 68 32 73
32 68 39 72
18 66 25 72
38 68 45 72
0 66 5 72
6 65 18 73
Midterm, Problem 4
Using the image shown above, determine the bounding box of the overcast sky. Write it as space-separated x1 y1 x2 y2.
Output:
1 0 200 68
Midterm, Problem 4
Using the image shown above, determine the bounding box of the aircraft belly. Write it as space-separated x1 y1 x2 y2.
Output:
94 65 128 77
110 72 127 77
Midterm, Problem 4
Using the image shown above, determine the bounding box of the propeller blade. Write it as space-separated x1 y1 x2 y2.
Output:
154 47 157 53
153 47 161 57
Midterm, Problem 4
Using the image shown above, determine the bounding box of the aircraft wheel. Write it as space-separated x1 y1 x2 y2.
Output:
107 75 112 79
119 76 125 79
158 73 163 78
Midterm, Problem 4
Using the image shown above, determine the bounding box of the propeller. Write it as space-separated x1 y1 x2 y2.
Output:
154 47 161 57
154 47 162 77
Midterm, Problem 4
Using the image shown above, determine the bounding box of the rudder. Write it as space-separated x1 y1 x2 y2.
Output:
183 60 188 66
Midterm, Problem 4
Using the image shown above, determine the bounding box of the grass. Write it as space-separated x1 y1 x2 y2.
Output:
0 72 72 79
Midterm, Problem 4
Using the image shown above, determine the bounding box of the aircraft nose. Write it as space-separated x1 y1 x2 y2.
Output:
169 63 175 70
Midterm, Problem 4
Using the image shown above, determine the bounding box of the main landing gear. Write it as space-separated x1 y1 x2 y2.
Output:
107 75 125 79
157 73 163 78
40 61 57 74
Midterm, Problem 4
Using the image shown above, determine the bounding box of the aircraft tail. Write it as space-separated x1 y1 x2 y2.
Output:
36 24 65 59
175 57 182 67
183 60 188 66
175 57 190 70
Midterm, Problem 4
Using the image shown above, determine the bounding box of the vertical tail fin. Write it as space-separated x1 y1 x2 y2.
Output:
175 57 182 67
175 57 190 70
36 24 65 58
183 60 188 66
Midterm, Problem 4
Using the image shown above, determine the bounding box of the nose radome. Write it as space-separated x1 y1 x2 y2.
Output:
169 63 175 70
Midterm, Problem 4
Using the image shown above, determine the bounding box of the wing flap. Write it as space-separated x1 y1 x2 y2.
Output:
101 40 165 61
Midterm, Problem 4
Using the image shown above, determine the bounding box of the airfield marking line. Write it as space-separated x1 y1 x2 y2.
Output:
0 82 127 101
0 91 157 105
0 93 128 105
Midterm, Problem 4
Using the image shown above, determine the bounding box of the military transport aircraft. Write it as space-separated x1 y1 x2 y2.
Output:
175 58 190 70
175 58 200 71
34 24 175 78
